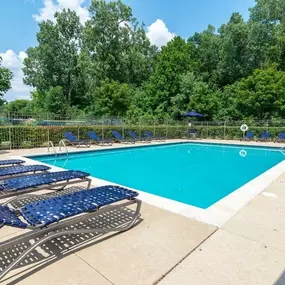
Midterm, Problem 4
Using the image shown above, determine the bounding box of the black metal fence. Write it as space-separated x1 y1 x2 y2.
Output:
0 111 284 149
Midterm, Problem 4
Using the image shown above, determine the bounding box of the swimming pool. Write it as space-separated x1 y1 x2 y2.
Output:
30 143 284 209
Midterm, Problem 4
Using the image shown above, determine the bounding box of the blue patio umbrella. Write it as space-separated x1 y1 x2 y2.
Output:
181 111 204 118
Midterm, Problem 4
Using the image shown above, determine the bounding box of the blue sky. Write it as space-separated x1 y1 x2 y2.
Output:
0 0 255 101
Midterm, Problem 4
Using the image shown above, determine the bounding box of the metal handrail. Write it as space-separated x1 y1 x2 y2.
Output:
279 146 285 156
59 139 68 157
47 141 57 157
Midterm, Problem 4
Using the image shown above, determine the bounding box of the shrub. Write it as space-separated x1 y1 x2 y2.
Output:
0 125 283 149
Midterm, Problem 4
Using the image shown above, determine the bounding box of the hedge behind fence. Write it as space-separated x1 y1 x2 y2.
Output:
0 125 284 149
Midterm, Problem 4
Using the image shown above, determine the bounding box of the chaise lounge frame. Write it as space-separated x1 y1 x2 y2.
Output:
0 171 92 199
0 187 141 280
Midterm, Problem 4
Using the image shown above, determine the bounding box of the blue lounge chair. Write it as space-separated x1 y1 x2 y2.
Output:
0 165 50 179
64 132 90 148
275 132 285 142
127 130 151 143
144 131 166 142
0 170 91 199
0 159 24 167
241 131 254 141
0 185 141 280
187 129 201 140
112 130 135 144
258 131 270 141
88 131 113 146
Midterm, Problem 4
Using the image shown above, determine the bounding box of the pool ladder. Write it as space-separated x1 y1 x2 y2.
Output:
47 140 68 158
47 141 57 157
58 139 69 158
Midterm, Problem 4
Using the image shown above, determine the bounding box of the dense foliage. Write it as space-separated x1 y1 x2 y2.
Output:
0 57 12 105
4 0 285 121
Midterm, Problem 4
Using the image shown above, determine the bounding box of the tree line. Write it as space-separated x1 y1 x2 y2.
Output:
1 0 285 121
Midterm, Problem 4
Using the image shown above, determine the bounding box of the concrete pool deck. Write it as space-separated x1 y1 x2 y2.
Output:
1 139 285 284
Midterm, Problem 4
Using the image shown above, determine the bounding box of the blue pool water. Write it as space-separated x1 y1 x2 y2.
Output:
30 143 284 209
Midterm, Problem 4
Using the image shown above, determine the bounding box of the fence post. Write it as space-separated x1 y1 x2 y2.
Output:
121 118 123 138
165 120 168 139
101 116 104 139
8 111 12 150
78 125 80 140
176 121 179 139
47 113 50 145
139 117 141 138
206 122 209 138
223 121 226 139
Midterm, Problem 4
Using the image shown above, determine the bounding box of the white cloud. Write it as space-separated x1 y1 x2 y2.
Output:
0 50 32 101
33 0 89 24
147 19 175 48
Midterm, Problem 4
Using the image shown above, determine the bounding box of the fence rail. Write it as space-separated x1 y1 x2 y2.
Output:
0 111 285 150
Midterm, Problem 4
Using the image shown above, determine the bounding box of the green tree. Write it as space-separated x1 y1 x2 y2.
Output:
171 72 219 119
189 25 220 85
23 9 88 108
145 37 196 115
249 0 285 23
0 57 13 104
171 72 196 115
249 0 285 70
45 86 69 115
217 13 250 86
89 80 132 117
188 82 219 120
84 0 156 86
220 67 285 120
5 99 31 113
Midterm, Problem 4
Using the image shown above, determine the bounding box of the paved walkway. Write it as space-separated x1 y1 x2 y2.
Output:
158 172 285 285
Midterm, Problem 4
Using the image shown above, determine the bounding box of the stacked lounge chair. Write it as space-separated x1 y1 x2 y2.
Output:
258 131 270 141
0 157 141 280
112 130 135 144
187 129 202 139
88 131 113 146
64 132 90 148
144 130 166 142
127 130 151 143
241 131 254 141
0 152 141 281
275 132 285 143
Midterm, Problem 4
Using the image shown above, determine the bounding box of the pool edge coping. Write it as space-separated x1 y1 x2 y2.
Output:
26 140 283 159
